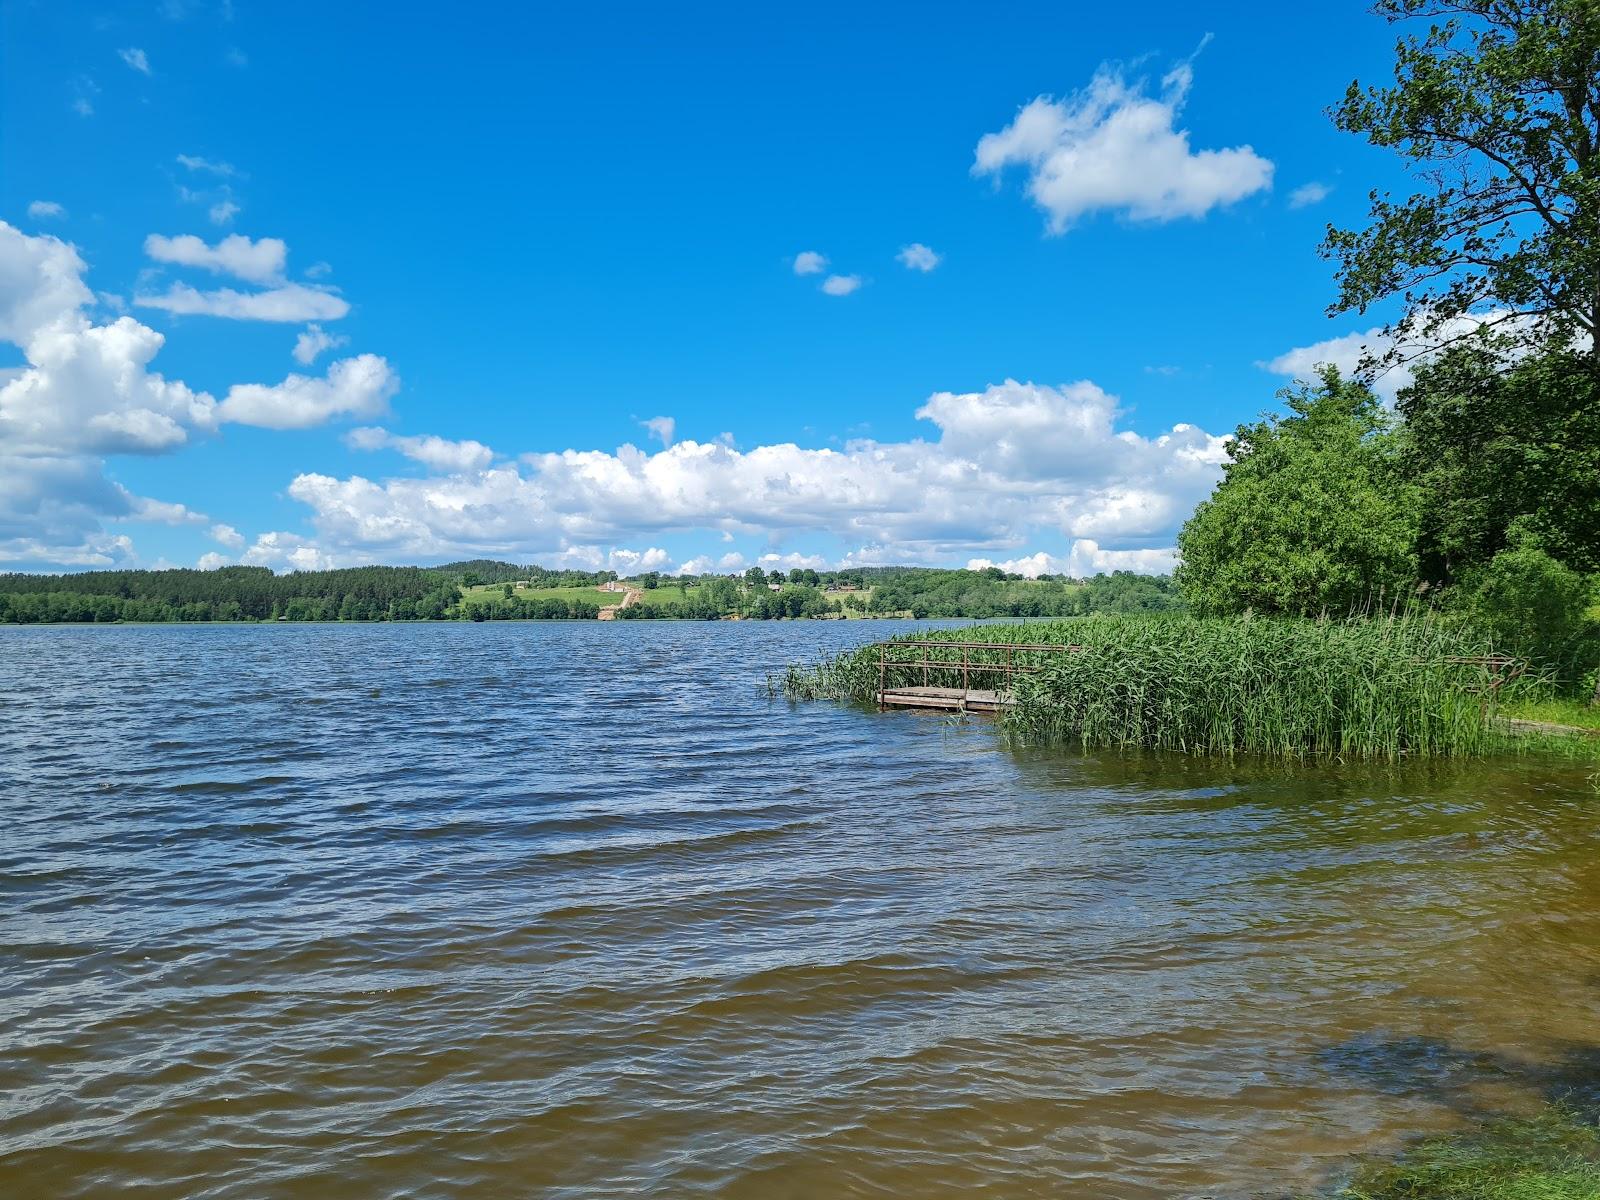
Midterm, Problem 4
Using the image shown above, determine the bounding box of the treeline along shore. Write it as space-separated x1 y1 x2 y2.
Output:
0 561 1180 625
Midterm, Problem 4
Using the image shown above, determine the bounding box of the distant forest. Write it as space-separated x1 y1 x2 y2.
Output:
0 561 1180 624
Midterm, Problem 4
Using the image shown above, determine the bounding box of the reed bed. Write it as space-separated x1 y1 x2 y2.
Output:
779 614 1541 760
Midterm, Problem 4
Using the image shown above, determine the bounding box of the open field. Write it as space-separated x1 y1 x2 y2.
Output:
631 584 707 609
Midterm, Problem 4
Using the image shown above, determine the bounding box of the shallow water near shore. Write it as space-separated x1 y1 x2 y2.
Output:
2 620 1598 1199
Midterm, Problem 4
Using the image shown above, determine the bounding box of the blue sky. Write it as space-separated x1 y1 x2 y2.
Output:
1 0 1415 576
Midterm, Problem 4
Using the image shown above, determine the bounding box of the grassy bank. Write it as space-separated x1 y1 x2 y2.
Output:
1502 697 1600 735
1307 1106 1600 1199
780 614 1568 760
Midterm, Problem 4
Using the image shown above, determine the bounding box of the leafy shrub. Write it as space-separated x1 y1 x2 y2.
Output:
1458 521 1599 692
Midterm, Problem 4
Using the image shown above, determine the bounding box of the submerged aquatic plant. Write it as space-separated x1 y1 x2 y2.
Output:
781 613 1550 760
1316 1106 1600 1200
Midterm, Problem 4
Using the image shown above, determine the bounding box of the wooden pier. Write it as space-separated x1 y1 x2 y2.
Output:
874 639 1078 713
876 685 1014 712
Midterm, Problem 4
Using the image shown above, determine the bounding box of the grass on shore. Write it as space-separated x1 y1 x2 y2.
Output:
1502 697 1600 733
1310 1106 1600 1199
632 584 705 609
779 613 1570 760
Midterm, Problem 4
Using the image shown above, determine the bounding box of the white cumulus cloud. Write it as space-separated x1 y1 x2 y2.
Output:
119 47 151 75
640 415 675 447
241 531 342 572
821 274 862 296
217 354 398 429
1067 539 1178 576
293 323 348 364
967 541 1177 578
1 314 218 456
125 496 207 525
793 251 827 276
27 201 66 221
0 221 388 568
136 280 350 322
261 378 1224 572
345 426 494 473
0 223 214 564
897 243 941 272
607 547 671 573
209 522 246 549
1260 311 1534 403
974 54 1273 231
1288 181 1332 208
967 551 1066 577
144 233 287 284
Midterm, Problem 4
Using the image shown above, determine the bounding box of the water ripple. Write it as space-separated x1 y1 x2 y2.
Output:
2 620 1599 1199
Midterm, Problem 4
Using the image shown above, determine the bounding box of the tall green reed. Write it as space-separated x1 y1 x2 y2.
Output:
779 613 1543 760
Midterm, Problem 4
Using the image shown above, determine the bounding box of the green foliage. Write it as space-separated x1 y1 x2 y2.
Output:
1458 521 1599 683
1401 346 1600 579
436 559 523 585
783 614 1535 760
456 595 600 620
437 559 624 588
0 565 1191 624
1503 695 1600 732
1321 1106 1600 1200
1323 0 1600 359
865 569 1182 618
1178 3 1600 690
0 565 459 623
1176 369 1421 616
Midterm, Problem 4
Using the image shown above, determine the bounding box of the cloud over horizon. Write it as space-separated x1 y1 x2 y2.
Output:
0 221 394 566
216 377 1225 576
2 218 1227 575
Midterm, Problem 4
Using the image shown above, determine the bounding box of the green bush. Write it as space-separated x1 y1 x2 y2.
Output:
1458 522 1599 693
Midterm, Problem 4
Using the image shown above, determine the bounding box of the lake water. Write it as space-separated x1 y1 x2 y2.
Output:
3 621 1598 1198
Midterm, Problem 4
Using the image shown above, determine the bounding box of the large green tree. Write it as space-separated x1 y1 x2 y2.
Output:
1400 344 1600 579
1324 0 1600 365
1176 370 1422 616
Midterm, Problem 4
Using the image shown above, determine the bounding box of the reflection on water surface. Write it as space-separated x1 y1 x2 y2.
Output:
2 621 1597 1198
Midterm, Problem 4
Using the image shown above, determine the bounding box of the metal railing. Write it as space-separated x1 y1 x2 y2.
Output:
875 639 1081 707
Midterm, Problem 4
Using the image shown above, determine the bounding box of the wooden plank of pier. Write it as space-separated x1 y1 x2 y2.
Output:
876 686 1012 712
873 639 1081 713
